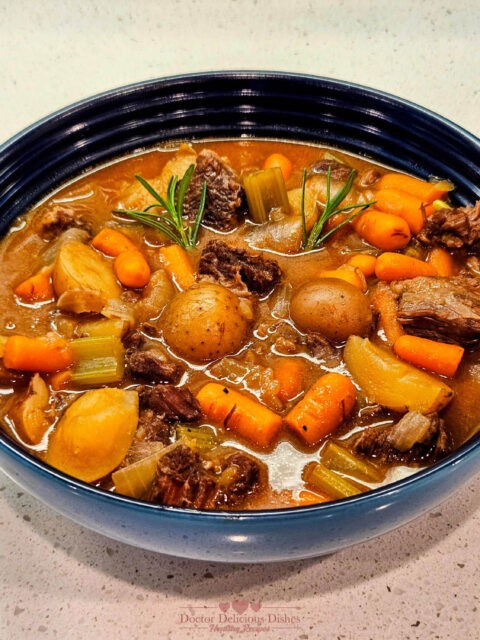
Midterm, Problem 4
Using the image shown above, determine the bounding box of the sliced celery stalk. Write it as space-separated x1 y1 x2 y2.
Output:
70 336 125 385
176 425 218 450
71 356 124 385
305 462 367 500
321 441 385 483
112 442 165 499
77 318 127 338
243 167 290 223
432 199 452 211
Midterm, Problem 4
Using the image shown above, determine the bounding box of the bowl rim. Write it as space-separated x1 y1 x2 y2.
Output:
1 70 479 520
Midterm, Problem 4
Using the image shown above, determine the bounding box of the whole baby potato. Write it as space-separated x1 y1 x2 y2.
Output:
290 278 372 342
162 282 252 363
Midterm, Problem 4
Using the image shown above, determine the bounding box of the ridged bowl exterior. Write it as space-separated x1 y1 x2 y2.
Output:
0 72 479 562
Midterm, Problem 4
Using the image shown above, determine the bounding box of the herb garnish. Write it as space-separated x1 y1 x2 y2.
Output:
113 164 206 250
301 168 375 251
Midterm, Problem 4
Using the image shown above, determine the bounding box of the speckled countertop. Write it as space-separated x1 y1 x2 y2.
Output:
1 1 479 639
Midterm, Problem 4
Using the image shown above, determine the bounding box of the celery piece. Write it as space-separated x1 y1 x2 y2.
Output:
77 318 127 339
321 441 385 483
176 425 218 450
305 462 367 500
71 356 124 385
70 336 125 385
112 442 165 499
243 167 290 223
432 199 452 211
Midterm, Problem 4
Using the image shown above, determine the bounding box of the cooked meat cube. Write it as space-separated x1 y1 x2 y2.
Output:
350 412 451 465
417 200 480 250
148 444 263 509
183 149 245 231
138 384 203 423
219 451 261 504
391 276 480 346
122 329 146 350
149 444 219 509
307 159 352 181
198 240 282 296
303 332 336 360
36 205 90 239
127 349 184 384
357 168 381 188
137 409 173 445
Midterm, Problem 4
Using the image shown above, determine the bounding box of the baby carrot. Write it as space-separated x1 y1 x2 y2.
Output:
263 153 293 181
318 266 367 291
374 188 426 234
353 210 411 251
3 334 74 372
15 266 54 303
375 252 437 282
158 244 195 290
285 372 356 446
346 254 377 278
394 335 464 378
427 247 456 277
49 369 73 390
371 282 405 344
377 173 451 204
273 358 305 402
196 382 282 448
114 249 151 288
92 228 137 256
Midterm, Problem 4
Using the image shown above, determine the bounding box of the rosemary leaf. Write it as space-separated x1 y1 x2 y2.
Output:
302 167 375 251
112 165 206 250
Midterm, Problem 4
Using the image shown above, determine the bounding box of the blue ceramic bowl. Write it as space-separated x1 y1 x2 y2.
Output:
0 72 479 563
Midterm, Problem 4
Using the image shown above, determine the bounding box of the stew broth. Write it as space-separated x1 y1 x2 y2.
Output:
0 139 479 510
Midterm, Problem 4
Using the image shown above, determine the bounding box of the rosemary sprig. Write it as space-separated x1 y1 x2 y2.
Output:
113 164 207 250
301 168 375 251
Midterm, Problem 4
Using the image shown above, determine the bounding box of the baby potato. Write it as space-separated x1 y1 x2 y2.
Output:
290 278 373 342
53 241 121 301
46 388 138 482
162 283 252 363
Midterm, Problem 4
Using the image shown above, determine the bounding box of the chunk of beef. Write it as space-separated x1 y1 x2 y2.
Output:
148 444 263 510
307 159 352 181
350 412 451 465
391 276 480 346
138 384 203 423
199 240 282 296
357 168 381 188
417 201 480 251
137 409 173 445
127 349 184 384
36 205 90 239
183 149 245 231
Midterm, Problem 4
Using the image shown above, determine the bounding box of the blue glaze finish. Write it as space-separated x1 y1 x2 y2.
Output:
0 72 479 562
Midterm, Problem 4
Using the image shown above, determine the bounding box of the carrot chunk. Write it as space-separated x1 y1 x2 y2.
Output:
394 335 464 378
346 254 377 278
273 358 305 402
3 334 74 373
158 244 195 290
375 252 437 281
353 210 411 251
263 153 293 181
377 173 451 204
196 382 282 448
427 247 456 277
374 188 426 234
92 228 137 256
114 250 151 288
285 372 356 446
15 266 54 303
318 266 367 291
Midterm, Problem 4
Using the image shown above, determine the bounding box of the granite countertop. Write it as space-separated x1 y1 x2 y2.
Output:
1 1 479 638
